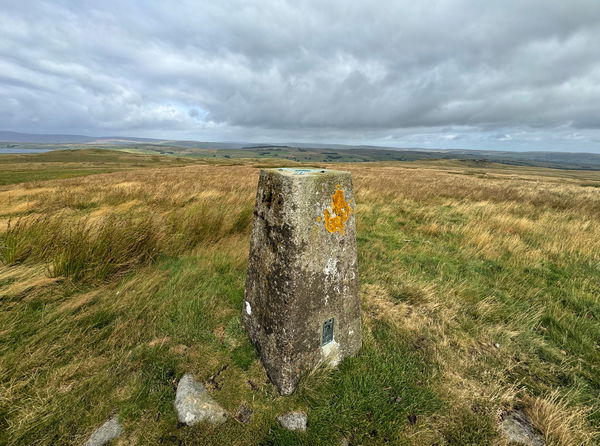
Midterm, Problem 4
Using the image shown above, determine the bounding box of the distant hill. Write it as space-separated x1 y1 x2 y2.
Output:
0 131 163 144
0 131 97 143
1 131 599 170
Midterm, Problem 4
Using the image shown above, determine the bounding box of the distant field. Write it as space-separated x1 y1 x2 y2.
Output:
0 153 599 445
0 149 201 185
3 141 600 170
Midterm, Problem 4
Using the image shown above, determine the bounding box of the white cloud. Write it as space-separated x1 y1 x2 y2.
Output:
0 0 599 152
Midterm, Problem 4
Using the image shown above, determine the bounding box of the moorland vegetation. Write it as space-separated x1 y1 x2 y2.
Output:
1 150 599 445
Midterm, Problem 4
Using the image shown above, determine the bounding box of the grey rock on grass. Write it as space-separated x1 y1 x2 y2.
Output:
84 416 123 446
277 411 307 432
175 373 228 425
500 410 545 446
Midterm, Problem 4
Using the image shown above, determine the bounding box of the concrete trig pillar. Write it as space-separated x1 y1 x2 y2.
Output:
243 168 362 395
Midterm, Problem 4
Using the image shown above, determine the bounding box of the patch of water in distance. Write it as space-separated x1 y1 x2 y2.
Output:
0 148 54 154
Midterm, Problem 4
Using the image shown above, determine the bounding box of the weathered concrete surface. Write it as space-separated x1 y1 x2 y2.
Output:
243 168 362 395
277 411 308 432
174 373 228 425
84 416 123 446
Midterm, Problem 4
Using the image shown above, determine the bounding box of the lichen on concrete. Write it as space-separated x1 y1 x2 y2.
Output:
324 184 352 233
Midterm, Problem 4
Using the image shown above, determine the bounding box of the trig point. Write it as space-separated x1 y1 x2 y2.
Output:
243 168 362 395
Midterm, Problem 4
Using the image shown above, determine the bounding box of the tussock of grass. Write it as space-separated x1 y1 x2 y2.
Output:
525 390 598 446
1 194 253 282
169 202 253 250
0 215 164 282
0 217 58 264
49 215 164 282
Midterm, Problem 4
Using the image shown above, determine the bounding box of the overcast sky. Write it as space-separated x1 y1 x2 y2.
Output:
1 1 600 152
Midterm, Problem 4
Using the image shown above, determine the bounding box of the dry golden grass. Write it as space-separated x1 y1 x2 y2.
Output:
1 159 599 445
525 390 599 446
349 162 600 445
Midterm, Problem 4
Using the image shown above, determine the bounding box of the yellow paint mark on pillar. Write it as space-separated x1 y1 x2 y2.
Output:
324 185 352 233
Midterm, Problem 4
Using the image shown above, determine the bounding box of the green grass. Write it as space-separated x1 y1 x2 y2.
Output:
0 251 443 445
1 160 599 445
358 197 599 440
266 323 442 446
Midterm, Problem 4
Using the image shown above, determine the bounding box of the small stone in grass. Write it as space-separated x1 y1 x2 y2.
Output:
277 411 307 432
174 373 228 425
84 416 123 446
500 410 545 446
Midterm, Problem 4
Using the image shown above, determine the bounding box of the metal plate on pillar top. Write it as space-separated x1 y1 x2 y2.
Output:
277 168 327 175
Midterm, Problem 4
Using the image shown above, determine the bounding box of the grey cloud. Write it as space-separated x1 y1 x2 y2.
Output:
0 0 599 151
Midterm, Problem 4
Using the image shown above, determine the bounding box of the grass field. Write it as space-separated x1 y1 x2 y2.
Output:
0 152 599 445
0 149 200 185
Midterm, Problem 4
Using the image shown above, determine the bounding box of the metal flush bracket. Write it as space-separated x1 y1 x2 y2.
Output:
322 318 334 345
